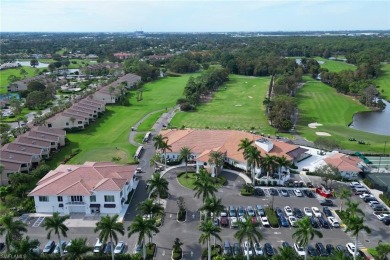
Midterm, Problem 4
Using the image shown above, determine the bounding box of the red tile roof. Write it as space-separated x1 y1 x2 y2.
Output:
324 153 363 172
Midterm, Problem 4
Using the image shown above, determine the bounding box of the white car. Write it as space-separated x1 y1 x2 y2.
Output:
260 216 270 227
288 216 297 227
64 240 72 254
230 217 238 228
346 243 358 256
294 189 303 197
359 193 373 199
369 201 380 207
220 211 228 217
284 206 293 217
243 241 253 256
350 182 361 187
114 241 125 254
311 207 322 217
294 243 306 257
376 213 389 221
253 242 263 255
327 217 340 228
239 216 246 222
304 207 313 217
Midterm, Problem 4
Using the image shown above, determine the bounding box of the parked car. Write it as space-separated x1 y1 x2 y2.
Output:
213 218 220 226
105 242 114 254
310 216 319 228
243 241 253 256
251 216 257 225
359 193 374 199
230 217 238 228
375 213 389 221
275 207 284 218
326 244 335 255
336 244 349 257
43 241 56 254
363 197 377 203
304 207 313 217
294 189 303 197
382 216 390 225
327 216 340 228
254 242 263 256
288 216 298 227
270 188 278 196
346 243 358 256
247 206 255 217
372 204 386 212
238 216 246 222
229 206 237 217
223 241 232 256
284 206 293 216
282 242 292 249
294 243 306 257
280 189 289 197
93 239 103 253
350 181 361 187
293 208 304 218
318 216 330 228
233 242 242 256
114 241 125 254
132 241 142 254
307 245 318 257
256 205 265 217
279 216 289 227
255 188 265 196
323 206 333 217
316 242 329 256
53 241 67 254
238 206 246 217
320 199 334 206
220 215 229 227
264 243 274 256
369 201 381 207
311 207 322 217
260 216 270 227
63 240 72 254
303 189 314 198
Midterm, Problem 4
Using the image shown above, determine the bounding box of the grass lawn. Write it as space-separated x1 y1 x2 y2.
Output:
48 74 196 168
137 110 165 131
170 75 276 134
296 77 389 153
315 57 356 73
376 63 390 101
177 172 225 190
0 66 41 94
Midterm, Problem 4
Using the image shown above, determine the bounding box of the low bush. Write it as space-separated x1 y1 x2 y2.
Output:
178 210 186 221
146 243 156 259
363 179 374 189
379 194 390 207
265 207 279 228
202 245 221 259
240 184 254 196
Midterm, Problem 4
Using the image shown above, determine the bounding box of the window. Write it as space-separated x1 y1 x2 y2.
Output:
120 191 123 198
78 121 82 124
90 195 96 202
57 196 63 202
71 196 83 202
104 195 115 202
48 124 52 128
39 196 49 202
66 122 69 126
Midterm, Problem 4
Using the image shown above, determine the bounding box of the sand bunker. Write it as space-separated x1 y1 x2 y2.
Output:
308 122 323 128
248 96 253 99
316 132 331 136
235 104 242 107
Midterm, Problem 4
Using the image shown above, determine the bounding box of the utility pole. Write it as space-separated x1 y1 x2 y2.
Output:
378 141 387 173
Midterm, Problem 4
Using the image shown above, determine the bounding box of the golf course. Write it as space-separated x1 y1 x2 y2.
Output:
315 57 356 72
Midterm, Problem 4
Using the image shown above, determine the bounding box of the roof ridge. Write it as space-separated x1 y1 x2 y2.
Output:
168 129 194 146
57 179 90 195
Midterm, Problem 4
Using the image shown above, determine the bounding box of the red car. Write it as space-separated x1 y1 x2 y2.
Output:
251 216 257 224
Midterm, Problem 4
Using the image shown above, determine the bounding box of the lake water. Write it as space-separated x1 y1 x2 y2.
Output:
15 61 49 68
349 100 390 136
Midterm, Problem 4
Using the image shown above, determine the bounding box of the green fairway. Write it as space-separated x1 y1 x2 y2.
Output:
171 75 275 134
0 67 41 94
315 57 356 73
376 63 390 101
296 77 389 153
48 74 196 167
137 110 165 131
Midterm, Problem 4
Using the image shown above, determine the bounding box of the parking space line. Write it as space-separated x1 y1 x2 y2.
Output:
32 216 45 227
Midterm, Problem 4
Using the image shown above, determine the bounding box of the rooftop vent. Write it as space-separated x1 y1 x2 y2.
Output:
67 168 72 172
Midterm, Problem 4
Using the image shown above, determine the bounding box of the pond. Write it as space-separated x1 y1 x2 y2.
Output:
349 100 390 136
0 93 20 100
15 60 49 68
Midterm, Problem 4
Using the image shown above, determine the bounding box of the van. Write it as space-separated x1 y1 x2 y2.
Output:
93 239 103 253
354 187 367 195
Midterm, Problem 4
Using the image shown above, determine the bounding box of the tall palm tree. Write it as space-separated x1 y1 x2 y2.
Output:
275 155 292 183
161 140 172 169
149 153 162 170
199 196 225 221
194 169 218 202
0 214 27 252
147 172 169 203
137 199 164 219
237 138 254 173
244 146 262 184
292 216 323 260
208 151 225 177
344 215 371 260
275 245 301 260
10 236 40 259
42 212 70 257
128 215 160 260
345 200 365 220
64 237 93 260
338 188 352 211
179 146 192 178
263 154 277 183
234 217 263 260
94 214 124 260
153 134 171 168
198 220 222 260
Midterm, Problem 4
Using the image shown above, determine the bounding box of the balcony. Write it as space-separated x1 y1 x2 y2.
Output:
66 201 85 205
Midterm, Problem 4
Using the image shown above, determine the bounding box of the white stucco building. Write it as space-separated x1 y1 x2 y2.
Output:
28 162 138 215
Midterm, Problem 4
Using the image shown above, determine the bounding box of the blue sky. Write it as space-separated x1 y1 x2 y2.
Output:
1 0 389 32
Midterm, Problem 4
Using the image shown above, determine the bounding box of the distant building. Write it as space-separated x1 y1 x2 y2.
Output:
323 152 364 180
113 52 136 60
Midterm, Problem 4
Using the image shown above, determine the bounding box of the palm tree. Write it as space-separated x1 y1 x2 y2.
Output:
64 237 93 260
198 220 222 260
208 151 225 177
263 154 277 183
147 172 169 203
179 146 192 178
345 200 365 220
237 138 254 173
153 134 168 166
292 216 323 260
10 236 40 259
128 215 159 260
149 153 162 169
344 215 371 260
194 169 218 202
94 214 124 260
275 155 292 182
0 214 28 252
42 212 70 257
244 146 262 184
137 199 164 219
161 140 172 169
275 245 301 260
199 196 225 221
234 217 263 260
338 188 352 211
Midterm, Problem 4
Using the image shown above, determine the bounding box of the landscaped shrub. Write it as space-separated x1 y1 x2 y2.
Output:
240 184 254 196
291 163 298 169
379 194 390 207
363 178 374 189
146 243 156 259
202 245 222 259
215 176 227 186
166 159 182 166
172 238 183 260
265 207 279 228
